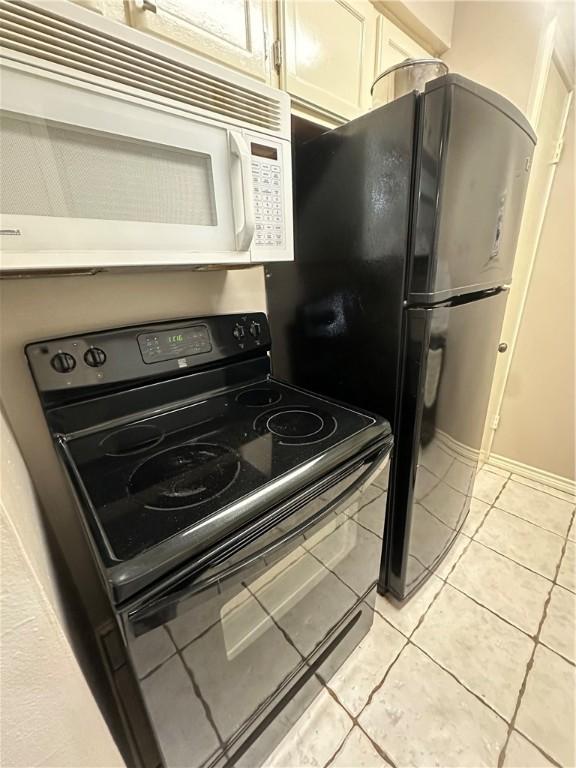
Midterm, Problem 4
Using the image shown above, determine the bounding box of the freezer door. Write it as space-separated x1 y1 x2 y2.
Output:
384 290 508 599
409 75 536 303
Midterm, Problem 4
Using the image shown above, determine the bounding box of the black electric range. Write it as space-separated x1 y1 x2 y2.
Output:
26 313 392 768
64 377 385 599
27 313 391 603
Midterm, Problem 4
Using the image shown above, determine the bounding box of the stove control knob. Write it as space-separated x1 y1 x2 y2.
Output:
84 347 107 367
51 352 76 373
249 321 261 338
233 324 245 341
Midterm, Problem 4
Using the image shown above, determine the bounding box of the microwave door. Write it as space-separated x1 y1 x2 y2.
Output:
0 62 289 268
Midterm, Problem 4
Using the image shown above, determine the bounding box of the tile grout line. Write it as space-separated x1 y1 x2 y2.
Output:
246 583 307 664
333 579 453 741
319 719 355 768
470 537 559 583
414 475 553 644
504 473 576 504
137 648 179 682
512 731 564 768
355 722 400 768
417 497 460 535
320 684 399 768
353 638 409 716
479 466 575 537
490 502 574 539
409 640 510 725
539 639 576 668
371 602 411 640
164 625 227 752
470 476 567 583
445 580 539 640
496 504 576 768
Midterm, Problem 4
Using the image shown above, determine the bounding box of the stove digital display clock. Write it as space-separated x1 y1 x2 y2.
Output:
138 325 212 363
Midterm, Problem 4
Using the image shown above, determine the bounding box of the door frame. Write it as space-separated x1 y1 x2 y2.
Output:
480 16 575 464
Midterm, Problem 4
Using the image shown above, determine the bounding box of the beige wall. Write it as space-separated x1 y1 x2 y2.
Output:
443 1 548 114
0 267 266 627
493 105 575 479
0 410 124 768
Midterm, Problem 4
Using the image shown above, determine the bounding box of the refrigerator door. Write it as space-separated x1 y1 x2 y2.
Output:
267 94 416 422
408 75 536 304
383 289 507 599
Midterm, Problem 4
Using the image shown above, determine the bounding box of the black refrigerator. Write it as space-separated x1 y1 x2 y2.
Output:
265 74 536 600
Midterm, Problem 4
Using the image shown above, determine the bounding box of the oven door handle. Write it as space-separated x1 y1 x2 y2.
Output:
126 448 389 628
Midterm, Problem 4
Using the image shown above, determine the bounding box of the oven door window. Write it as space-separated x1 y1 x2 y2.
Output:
126 457 389 768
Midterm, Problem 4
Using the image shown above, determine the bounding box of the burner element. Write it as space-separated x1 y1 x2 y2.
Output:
253 406 338 445
128 443 240 510
267 410 324 438
236 387 282 407
101 424 164 456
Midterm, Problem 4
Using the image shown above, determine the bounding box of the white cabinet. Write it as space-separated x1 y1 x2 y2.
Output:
372 14 431 103
127 0 272 82
281 0 378 121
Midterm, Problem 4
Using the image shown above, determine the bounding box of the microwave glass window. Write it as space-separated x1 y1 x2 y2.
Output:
251 142 277 160
0 113 217 226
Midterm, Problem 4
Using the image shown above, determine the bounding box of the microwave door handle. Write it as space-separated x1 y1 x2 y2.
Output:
229 131 256 252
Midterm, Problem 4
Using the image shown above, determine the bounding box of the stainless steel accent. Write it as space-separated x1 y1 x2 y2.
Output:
498 342 508 352
371 58 448 107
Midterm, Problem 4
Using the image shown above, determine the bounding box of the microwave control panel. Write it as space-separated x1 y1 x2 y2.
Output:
250 141 284 249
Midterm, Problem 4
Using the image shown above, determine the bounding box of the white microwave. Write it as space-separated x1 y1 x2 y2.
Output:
0 0 293 272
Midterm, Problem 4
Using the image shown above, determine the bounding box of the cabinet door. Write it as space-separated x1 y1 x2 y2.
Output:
282 0 377 121
373 15 430 103
128 0 271 82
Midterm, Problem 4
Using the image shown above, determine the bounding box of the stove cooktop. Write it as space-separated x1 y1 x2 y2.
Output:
67 379 385 564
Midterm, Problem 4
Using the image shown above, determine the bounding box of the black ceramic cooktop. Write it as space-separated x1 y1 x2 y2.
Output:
67 380 381 562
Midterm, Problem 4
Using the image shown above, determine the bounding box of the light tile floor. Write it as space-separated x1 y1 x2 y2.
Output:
267 467 576 768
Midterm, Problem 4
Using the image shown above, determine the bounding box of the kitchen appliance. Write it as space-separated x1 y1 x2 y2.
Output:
26 313 392 767
0 0 293 271
371 58 449 107
266 74 536 600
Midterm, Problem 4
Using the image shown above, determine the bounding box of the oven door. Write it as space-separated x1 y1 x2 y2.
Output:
0 60 292 270
122 449 389 768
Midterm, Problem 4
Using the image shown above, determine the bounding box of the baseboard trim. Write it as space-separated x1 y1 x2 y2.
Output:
435 428 480 465
488 454 576 496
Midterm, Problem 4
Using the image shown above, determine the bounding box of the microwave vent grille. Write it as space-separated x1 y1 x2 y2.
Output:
0 0 282 132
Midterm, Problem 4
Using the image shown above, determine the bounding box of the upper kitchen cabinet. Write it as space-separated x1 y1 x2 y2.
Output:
127 0 273 82
281 0 378 122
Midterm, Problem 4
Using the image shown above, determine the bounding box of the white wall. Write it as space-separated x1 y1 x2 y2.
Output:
0 410 124 768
